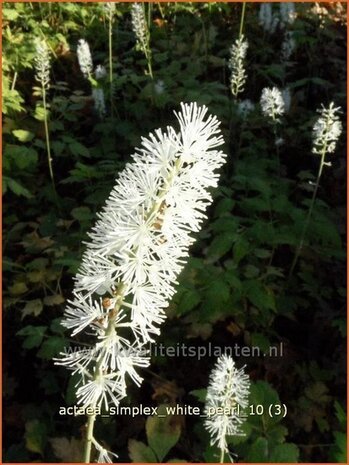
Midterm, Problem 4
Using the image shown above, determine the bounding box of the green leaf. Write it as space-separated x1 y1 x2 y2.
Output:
189 388 207 403
37 336 67 359
214 198 235 216
12 129 35 142
233 237 249 264
34 106 49 121
177 288 201 315
22 299 43 319
246 437 269 462
128 440 157 463
17 325 47 349
244 280 276 312
43 294 65 306
250 333 270 353
4 177 32 198
331 432 347 462
146 404 181 461
269 443 300 462
69 141 90 158
71 206 93 221
9 281 28 295
25 419 47 455
207 232 235 259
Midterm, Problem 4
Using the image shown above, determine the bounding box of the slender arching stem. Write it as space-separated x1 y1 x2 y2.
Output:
239 2 246 38
288 145 328 279
108 9 114 117
42 85 56 195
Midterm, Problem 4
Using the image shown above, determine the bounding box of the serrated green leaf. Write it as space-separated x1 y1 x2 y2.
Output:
22 299 43 319
37 336 67 359
146 404 181 461
128 440 157 463
269 443 299 462
17 325 47 349
25 419 47 455
12 129 35 142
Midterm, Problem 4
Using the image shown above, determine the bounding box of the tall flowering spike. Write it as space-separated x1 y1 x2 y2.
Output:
228 35 248 97
131 3 148 50
312 102 342 155
280 2 296 26
56 102 226 417
204 355 250 458
238 99 255 119
260 86 285 122
281 31 296 61
95 65 107 80
34 40 51 89
281 87 291 113
77 39 93 78
92 88 106 118
104 2 116 16
259 3 279 33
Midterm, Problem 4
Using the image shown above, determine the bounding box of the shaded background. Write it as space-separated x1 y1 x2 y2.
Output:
3 2 347 462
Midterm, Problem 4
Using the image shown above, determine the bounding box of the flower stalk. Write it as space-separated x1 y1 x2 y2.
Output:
56 102 226 463
34 40 56 196
288 103 342 279
204 355 250 463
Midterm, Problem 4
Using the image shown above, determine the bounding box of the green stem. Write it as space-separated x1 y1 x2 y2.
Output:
220 447 225 463
239 2 246 38
288 148 327 279
108 11 114 117
82 285 126 463
11 71 18 91
42 86 56 194
83 411 97 463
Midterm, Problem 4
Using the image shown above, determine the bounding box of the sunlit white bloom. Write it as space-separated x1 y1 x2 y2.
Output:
34 40 51 89
281 31 296 61
204 355 250 456
238 99 254 118
76 371 124 410
312 102 342 155
77 39 93 78
94 441 118 464
61 293 106 336
131 3 148 50
57 102 226 417
92 88 106 118
260 86 285 122
280 2 296 25
228 35 248 97
95 65 107 80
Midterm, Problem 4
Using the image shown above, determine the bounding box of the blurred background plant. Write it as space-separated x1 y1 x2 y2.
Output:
3 2 346 463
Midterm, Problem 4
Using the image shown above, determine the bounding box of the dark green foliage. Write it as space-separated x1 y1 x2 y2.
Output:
3 2 346 463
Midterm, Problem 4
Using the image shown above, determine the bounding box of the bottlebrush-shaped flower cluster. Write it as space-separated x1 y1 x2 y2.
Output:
204 355 250 457
56 102 227 412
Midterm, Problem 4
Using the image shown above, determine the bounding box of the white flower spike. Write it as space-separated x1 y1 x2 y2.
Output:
312 102 342 155
34 40 51 89
56 102 227 461
260 86 285 122
131 3 148 50
205 355 250 461
77 39 93 78
228 35 248 97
